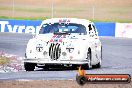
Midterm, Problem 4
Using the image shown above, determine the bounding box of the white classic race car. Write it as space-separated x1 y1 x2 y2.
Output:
24 18 102 71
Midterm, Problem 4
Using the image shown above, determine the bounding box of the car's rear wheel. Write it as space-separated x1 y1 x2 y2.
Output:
24 62 35 71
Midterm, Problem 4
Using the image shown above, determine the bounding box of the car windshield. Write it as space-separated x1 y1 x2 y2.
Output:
39 23 87 35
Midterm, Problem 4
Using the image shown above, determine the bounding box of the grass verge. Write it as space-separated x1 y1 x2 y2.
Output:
0 16 132 23
0 16 48 20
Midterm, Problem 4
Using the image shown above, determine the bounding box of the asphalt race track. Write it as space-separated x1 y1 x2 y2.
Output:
0 32 132 80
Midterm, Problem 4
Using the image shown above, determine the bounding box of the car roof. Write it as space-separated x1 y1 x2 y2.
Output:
41 18 92 26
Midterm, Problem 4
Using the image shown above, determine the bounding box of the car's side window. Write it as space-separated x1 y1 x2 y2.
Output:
92 24 98 36
88 24 96 37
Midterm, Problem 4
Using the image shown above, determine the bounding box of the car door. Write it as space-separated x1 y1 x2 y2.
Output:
88 24 100 64
92 24 101 62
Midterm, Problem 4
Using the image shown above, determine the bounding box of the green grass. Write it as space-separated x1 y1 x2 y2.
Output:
0 16 48 20
0 6 85 13
1 16 132 23
0 6 132 22
0 15 132 23
0 6 51 13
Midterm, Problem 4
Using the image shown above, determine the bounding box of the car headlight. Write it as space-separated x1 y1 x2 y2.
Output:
36 44 43 52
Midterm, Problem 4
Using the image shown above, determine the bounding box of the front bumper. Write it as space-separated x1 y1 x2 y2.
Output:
24 58 89 65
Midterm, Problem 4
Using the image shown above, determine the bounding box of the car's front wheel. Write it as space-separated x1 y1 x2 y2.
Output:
92 46 102 68
43 65 49 70
24 62 35 71
96 46 102 68
83 48 92 70
95 61 101 68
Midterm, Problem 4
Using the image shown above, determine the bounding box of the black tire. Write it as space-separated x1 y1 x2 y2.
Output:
43 65 49 71
96 62 101 68
24 62 35 71
72 65 78 70
92 62 101 68
85 48 92 70
92 46 102 68
101 46 103 60
97 46 102 68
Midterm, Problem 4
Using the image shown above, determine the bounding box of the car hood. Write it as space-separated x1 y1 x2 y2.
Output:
34 33 87 43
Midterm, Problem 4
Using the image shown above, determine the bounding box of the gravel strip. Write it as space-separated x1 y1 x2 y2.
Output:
0 80 131 88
